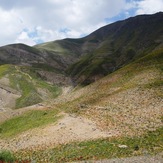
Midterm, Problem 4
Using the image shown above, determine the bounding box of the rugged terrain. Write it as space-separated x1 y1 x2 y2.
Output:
0 12 162 162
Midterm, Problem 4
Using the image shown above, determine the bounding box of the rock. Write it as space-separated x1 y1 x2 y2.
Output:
118 144 128 148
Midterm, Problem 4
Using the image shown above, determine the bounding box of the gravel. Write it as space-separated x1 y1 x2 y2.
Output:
73 154 163 163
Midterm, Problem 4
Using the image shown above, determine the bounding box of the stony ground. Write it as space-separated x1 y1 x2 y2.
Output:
0 67 162 162
0 112 112 152
81 87 163 137
73 153 163 163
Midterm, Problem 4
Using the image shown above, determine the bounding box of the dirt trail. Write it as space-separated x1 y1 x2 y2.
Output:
0 113 115 151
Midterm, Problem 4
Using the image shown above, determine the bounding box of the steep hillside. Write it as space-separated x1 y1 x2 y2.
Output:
66 12 163 85
0 43 72 86
54 47 163 136
35 12 163 85
0 44 71 109
0 12 162 162
0 43 70 71
0 12 162 109
0 46 162 162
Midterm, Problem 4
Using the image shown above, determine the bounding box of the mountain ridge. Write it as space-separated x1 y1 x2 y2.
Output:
0 12 162 108
0 12 162 162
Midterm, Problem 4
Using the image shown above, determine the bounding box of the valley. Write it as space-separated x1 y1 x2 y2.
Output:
0 12 162 162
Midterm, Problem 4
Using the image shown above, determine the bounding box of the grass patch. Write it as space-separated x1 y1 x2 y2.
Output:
14 127 163 162
145 80 163 88
0 64 11 78
16 91 42 109
20 66 62 98
35 41 69 55
5 66 42 108
0 109 60 138
9 74 42 109
32 63 61 73
0 150 15 162
36 80 61 98
6 66 61 108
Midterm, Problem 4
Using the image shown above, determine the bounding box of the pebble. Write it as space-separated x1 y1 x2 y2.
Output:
118 144 128 148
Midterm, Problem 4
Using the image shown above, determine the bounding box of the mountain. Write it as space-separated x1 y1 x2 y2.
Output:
66 12 163 85
36 12 163 85
0 12 163 162
0 43 72 110
0 12 162 109
54 47 163 135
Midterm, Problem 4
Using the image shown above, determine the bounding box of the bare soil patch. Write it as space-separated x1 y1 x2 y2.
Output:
0 113 115 151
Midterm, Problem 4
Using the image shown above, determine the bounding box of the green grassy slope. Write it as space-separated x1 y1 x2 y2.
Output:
0 64 61 109
60 47 162 104
35 38 84 57
0 109 60 138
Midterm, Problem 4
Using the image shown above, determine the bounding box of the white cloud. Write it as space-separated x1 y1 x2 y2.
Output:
15 31 36 45
0 8 23 46
0 0 162 46
135 0 163 14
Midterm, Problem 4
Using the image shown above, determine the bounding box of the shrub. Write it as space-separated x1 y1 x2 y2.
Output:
0 150 15 162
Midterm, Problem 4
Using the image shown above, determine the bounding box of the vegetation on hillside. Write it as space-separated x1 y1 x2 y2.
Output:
14 127 163 162
0 109 60 138
0 12 162 162
65 12 163 85
0 150 15 162
0 64 61 109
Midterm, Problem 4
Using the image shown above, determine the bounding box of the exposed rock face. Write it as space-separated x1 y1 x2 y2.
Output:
0 44 44 65
37 71 72 86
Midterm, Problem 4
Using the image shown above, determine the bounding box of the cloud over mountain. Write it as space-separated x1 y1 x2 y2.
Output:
0 0 162 46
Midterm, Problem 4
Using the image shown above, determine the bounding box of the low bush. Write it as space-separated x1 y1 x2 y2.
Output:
0 150 15 162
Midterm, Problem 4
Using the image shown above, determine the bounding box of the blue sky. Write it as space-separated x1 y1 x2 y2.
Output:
0 0 162 46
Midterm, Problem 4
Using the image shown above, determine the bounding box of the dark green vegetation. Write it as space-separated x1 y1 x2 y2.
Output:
14 127 163 162
0 109 60 138
0 150 15 162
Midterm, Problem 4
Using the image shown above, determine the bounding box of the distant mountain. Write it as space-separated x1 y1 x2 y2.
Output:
36 12 163 85
66 12 163 85
0 12 162 108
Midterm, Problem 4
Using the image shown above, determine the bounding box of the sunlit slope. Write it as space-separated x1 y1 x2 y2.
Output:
55 48 163 136
0 64 61 109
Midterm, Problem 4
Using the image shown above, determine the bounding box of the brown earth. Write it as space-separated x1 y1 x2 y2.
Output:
0 112 114 152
